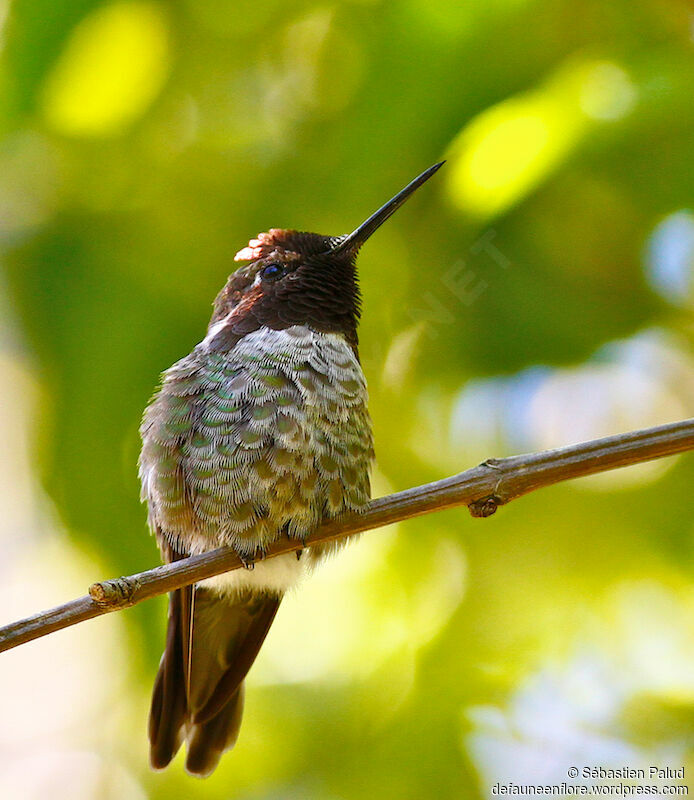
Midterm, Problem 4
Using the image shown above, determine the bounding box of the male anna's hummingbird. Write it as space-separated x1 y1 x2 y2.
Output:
139 162 443 776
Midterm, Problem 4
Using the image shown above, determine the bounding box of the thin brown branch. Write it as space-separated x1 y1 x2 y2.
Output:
2 418 693 654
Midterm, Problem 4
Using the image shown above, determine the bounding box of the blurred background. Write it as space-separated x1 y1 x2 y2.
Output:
1 0 694 797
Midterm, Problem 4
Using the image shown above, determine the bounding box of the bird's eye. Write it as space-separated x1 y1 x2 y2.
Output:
260 263 284 281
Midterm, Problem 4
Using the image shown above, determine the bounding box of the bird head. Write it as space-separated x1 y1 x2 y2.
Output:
209 162 444 351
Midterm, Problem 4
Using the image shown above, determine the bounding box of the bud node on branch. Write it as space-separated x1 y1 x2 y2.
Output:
468 496 501 518
89 577 141 607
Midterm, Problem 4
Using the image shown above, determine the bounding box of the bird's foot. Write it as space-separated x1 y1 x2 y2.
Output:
280 528 306 560
239 546 267 570
296 532 310 560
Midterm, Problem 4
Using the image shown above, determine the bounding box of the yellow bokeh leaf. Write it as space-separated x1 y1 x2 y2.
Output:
446 59 635 220
41 1 170 137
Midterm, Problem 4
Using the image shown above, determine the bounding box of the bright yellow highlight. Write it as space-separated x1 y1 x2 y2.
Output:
447 59 635 219
450 98 582 219
41 2 170 137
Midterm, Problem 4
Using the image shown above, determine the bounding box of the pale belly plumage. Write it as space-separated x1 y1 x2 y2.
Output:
139 325 373 595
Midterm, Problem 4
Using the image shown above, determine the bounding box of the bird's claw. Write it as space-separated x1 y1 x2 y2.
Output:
242 546 268 570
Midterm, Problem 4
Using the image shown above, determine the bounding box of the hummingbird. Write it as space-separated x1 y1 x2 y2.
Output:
139 162 443 777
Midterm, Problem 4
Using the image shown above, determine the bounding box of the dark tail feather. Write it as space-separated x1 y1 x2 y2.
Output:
148 583 281 777
185 685 244 777
149 585 190 770
191 590 281 725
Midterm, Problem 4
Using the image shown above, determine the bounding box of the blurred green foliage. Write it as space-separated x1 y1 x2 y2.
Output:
2 0 694 797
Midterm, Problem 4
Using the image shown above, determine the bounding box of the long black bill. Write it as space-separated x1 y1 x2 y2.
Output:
329 161 444 255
